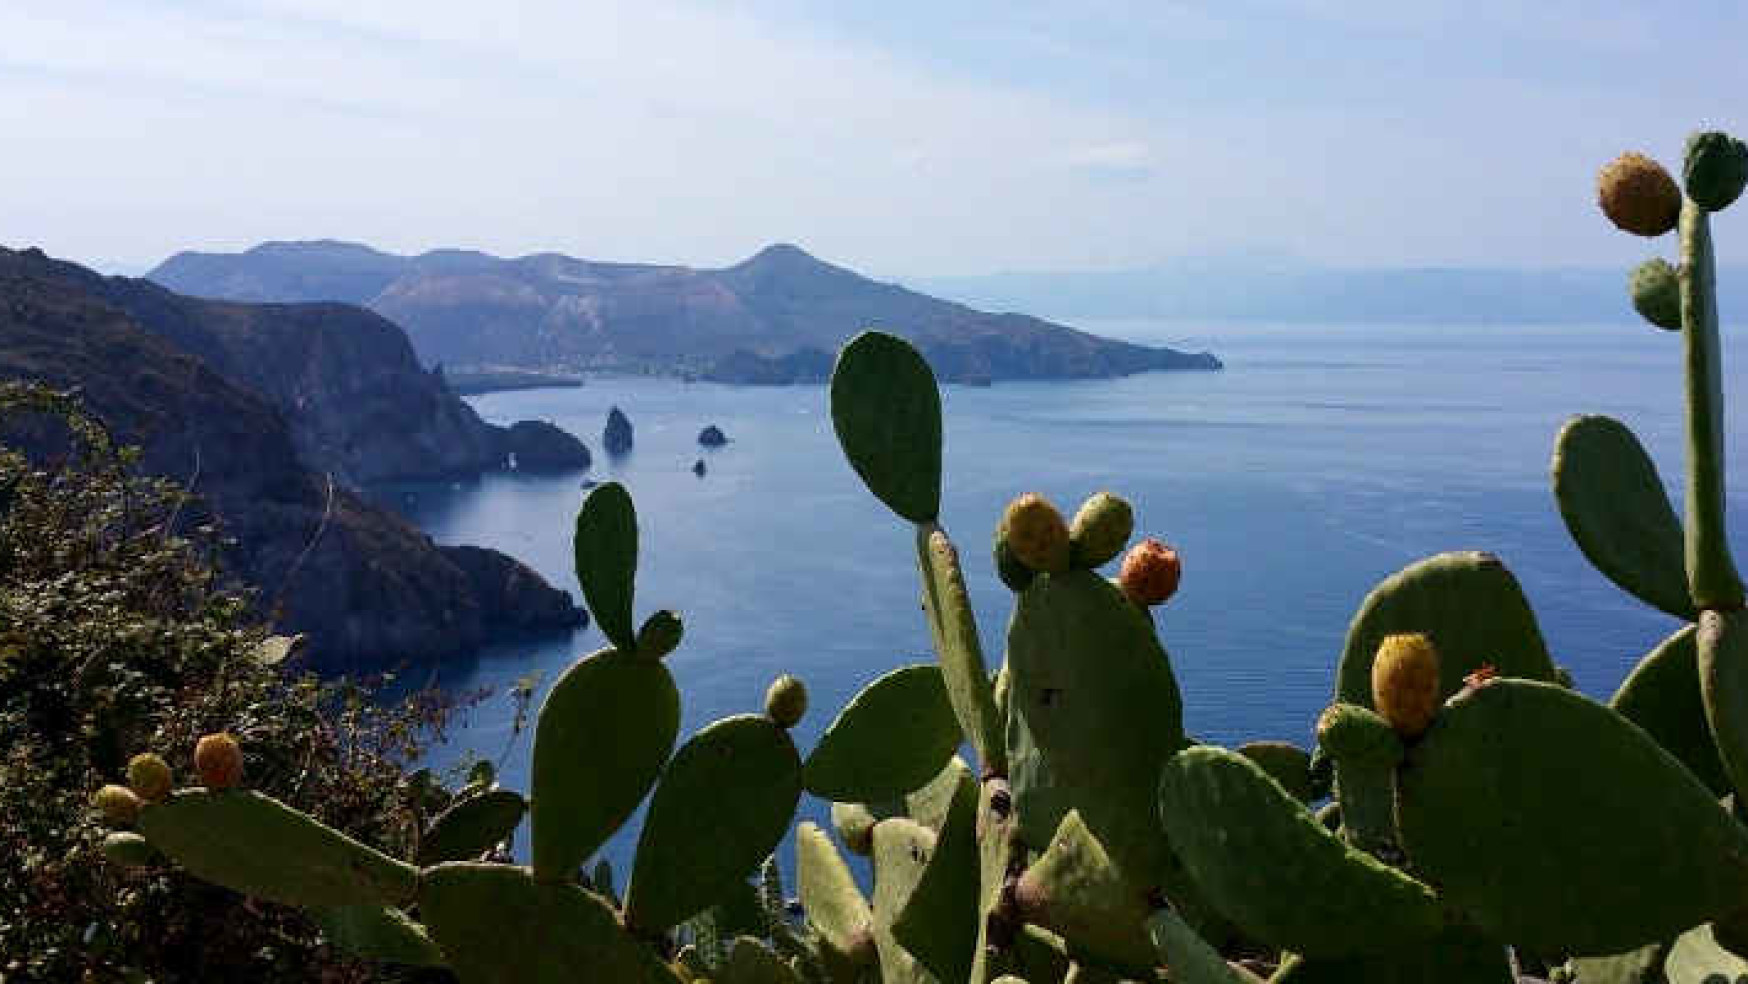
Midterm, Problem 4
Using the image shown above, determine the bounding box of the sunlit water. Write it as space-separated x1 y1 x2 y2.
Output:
373 319 1747 884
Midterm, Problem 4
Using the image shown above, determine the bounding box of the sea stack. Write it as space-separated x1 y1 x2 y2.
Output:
604 406 634 455
698 424 727 447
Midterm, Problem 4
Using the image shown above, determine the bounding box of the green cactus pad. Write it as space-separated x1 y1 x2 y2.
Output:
1678 200 1746 610
1144 908 1264 984
314 905 446 968
1700 609 1748 804
829 331 942 524
871 818 944 984
1570 942 1671 984
1014 811 1157 975
917 525 1006 776
970 778 1025 984
1005 569 1193 912
891 771 980 984
419 788 528 865
137 789 417 908
1666 923 1748 984
1630 258 1684 331
796 822 875 966
1235 742 1313 802
1335 551 1555 709
530 647 679 882
719 937 805 984
1398 678 1748 955
802 664 962 803
1268 929 1512 984
903 755 977 832
1156 746 1443 958
573 481 640 651
420 863 678 984
1612 624 1729 794
636 609 684 659
1552 415 1695 619
625 714 803 932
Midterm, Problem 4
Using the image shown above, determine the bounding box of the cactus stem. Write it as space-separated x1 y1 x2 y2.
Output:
1679 199 1746 610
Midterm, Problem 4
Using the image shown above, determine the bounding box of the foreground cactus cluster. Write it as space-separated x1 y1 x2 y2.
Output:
93 128 1748 983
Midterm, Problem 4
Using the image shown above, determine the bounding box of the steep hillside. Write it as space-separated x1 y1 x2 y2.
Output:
0 247 584 669
150 241 1221 382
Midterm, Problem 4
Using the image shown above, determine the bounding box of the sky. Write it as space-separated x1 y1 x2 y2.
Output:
2 1 1746 277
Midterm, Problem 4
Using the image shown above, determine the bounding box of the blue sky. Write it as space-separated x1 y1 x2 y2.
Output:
1 1 1744 275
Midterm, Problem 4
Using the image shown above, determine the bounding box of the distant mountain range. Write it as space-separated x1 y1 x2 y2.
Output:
147 241 1221 382
0 247 589 669
912 259 1748 325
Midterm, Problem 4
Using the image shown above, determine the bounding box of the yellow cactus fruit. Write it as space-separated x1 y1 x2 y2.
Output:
1370 633 1442 738
92 784 144 826
764 674 808 729
126 752 173 802
194 732 244 790
1000 493 1072 574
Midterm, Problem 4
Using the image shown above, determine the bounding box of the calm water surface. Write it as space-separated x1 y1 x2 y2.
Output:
378 319 1748 880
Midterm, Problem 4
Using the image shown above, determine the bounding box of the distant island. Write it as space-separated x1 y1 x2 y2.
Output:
148 241 1221 383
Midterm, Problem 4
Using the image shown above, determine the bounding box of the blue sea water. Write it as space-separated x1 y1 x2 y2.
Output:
378 319 1748 884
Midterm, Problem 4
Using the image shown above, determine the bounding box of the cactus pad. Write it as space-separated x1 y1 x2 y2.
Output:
420 863 678 983
1144 908 1264 984
625 714 803 932
829 331 943 524
530 647 679 882
137 789 417 908
891 771 981 984
1666 923 1748 984
418 788 528 866
796 822 876 968
1700 609 1748 803
720 937 805 984
1335 551 1555 710
802 664 962 803
573 481 640 651
1235 742 1314 802
1014 811 1158 975
872 818 945 984
917 525 1006 775
1156 746 1443 958
1552 415 1695 619
1398 679 1748 954
1612 624 1729 794
314 905 446 967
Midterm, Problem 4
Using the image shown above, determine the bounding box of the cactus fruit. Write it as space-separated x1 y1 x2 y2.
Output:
1067 492 1133 569
764 675 808 728
101 830 157 868
1684 131 1748 212
194 732 243 790
127 752 173 802
636 609 685 659
93 784 144 825
1629 258 1684 330
1598 152 1681 236
1117 538 1180 607
1369 633 1441 738
1001 494 1072 574
994 532 1037 592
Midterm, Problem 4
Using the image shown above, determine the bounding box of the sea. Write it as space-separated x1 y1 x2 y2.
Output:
374 318 1746 884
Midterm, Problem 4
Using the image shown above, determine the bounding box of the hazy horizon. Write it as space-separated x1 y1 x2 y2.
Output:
6 2 1747 278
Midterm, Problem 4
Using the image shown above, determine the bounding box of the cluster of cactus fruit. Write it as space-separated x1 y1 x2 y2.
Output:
92 127 1748 983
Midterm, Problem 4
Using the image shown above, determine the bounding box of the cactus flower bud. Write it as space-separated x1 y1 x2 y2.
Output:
1629 258 1682 331
1314 702 1404 769
1068 491 1134 569
1000 493 1071 574
1370 633 1442 738
764 674 808 728
101 831 157 868
93 784 143 826
1683 131 1748 212
1598 152 1681 237
194 732 244 790
635 609 684 659
1118 538 1181 606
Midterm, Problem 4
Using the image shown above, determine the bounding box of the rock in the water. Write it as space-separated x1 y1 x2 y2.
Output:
698 424 727 447
692 458 706 477
500 420 591 472
604 406 633 454
439 546 588 635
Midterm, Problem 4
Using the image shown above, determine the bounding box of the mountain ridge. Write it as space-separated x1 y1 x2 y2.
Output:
148 241 1222 382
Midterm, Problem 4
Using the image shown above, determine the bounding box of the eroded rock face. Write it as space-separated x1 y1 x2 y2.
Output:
0 246 585 670
604 406 633 455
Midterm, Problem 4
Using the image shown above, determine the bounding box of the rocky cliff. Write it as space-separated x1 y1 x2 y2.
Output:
0 247 585 670
149 240 1222 383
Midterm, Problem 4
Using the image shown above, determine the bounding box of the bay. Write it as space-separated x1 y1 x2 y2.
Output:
378 319 1743 885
